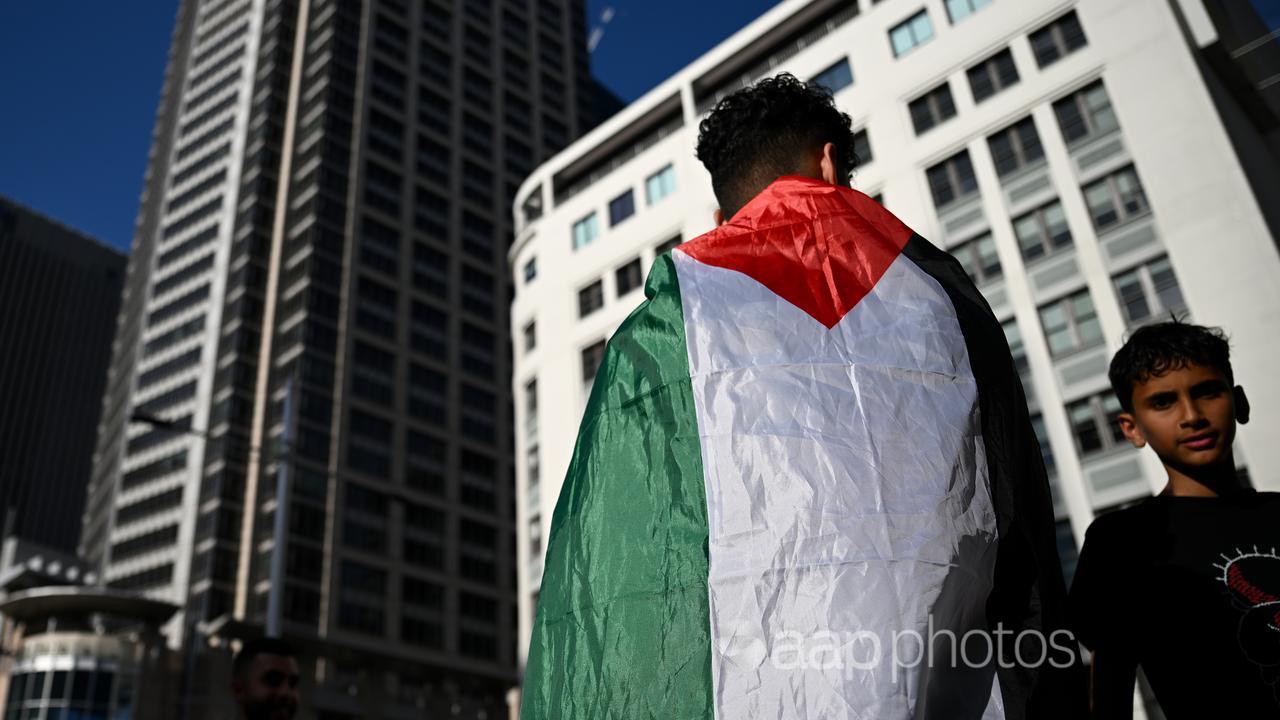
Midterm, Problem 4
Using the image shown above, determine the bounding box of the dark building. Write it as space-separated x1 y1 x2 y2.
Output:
0 197 125 553
84 0 594 715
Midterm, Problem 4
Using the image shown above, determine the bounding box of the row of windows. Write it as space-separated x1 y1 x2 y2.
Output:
945 162 1149 295
110 524 179 563
125 415 192 456
570 164 676 251
337 561 502 623
137 347 201 390
3 669 121 715
892 3 1082 71
999 254 1182 376
926 81 1127 214
174 115 236 164
576 256 644 319
115 486 184 527
152 252 215 299
134 380 198 417
147 283 210 326
337 607 499 659
109 562 173 591
157 225 219 270
907 11 1088 139
120 448 186 486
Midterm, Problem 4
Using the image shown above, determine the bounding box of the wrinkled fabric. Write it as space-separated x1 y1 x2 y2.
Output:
675 244 1000 720
522 177 1076 720
522 253 714 719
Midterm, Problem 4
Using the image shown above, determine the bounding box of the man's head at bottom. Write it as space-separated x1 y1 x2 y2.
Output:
232 636 300 720
695 72 861 224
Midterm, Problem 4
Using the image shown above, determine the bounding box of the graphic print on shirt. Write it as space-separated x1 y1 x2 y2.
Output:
1216 547 1280 706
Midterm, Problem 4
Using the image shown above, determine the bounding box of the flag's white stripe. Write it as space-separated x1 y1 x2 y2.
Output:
673 249 1004 720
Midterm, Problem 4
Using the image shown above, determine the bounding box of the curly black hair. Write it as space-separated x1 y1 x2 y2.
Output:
1108 319 1234 412
695 72 858 219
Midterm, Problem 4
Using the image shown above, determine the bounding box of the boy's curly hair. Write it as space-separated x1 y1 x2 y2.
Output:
695 73 859 219
1108 319 1234 412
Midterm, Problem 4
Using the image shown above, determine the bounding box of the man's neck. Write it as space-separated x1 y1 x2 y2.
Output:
1160 456 1244 497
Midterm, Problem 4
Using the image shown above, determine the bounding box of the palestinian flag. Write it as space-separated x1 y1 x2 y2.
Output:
522 177 1080 719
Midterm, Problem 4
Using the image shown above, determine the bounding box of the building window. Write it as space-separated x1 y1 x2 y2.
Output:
811 58 853 93
946 0 992 23
1053 81 1118 145
952 232 1001 284
1030 10 1087 68
1014 200 1072 261
1003 318 1029 378
523 320 536 352
571 212 599 250
338 560 386 635
1030 413 1055 474
988 116 1044 178
967 47 1019 104
853 128 872 165
615 258 643 297
1113 256 1185 325
1083 165 1149 231
525 378 538 418
908 82 956 135
522 187 543 223
608 189 636 226
347 409 392 478
655 234 682 256
1039 289 1103 357
351 341 394 406
581 339 606 385
523 257 537 283
890 10 934 57
926 149 978 209
578 279 604 318
1067 392 1126 456
530 514 543 557
645 164 676 205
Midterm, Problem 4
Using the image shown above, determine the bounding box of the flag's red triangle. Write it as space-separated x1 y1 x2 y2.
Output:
678 176 914 329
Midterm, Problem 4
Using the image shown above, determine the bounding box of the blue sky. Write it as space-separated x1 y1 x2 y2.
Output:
0 1 777 253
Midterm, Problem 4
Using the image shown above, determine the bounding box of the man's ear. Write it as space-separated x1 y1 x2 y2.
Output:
713 208 725 227
819 142 841 186
1234 385 1250 424
1117 411 1147 448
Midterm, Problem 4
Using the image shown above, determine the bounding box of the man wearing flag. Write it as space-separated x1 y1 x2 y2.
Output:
521 73 1083 719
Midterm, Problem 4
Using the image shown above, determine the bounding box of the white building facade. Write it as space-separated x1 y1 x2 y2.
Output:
510 0 1280 679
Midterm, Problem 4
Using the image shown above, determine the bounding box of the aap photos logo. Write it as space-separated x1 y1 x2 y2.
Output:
721 617 1080 682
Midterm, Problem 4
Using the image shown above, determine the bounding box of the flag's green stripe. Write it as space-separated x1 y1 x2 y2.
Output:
522 253 712 719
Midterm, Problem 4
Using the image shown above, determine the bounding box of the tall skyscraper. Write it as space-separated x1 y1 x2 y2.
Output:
509 1 1280 711
0 196 125 554
85 0 593 713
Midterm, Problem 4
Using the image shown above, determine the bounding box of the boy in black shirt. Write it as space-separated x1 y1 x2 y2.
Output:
1069 321 1280 718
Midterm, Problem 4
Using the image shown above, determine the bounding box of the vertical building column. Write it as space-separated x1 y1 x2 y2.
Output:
969 134 1096 542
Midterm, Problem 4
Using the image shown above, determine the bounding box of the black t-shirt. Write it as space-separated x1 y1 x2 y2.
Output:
1069 491 1280 718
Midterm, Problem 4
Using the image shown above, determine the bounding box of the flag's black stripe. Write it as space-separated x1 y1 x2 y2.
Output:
901 233 1087 720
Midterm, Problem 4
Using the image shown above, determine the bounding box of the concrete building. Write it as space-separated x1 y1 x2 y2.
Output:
0 197 126 554
0 586 179 720
84 0 595 714
510 0 1280 688
0 537 178 720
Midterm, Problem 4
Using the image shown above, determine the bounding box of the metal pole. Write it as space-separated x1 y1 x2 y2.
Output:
266 376 295 637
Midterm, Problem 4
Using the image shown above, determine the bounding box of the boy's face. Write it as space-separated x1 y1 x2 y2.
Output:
1117 362 1247 471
